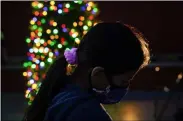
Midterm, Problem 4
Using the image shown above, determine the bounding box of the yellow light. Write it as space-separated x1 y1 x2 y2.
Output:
23 72 27 77
53 22 57 26
38 3 43 8
87 6 91 11
43 11 47 16
88 2 94 6
32 2 37 7
26 90 30 94
30 20 35 25
119 102 142 121
36 43 41 47
155 67 160 72
55 35 59 39
79 16 85 21
31 32 35 37
50 1 55 5
71 29 75 33
30 97 35 101
39 47 44 53
83 31 87 35
46 29 51 34
87 21 92 26
50 35 55 40
178 73 182 80
73 22 77 27
32 84 38 89
79 21 83 26
94 22 98 26
75 38 80 44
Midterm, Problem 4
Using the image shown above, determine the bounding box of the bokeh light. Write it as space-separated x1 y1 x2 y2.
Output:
25 1 99 105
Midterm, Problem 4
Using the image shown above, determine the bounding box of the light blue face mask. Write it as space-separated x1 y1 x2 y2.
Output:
92 85 129 104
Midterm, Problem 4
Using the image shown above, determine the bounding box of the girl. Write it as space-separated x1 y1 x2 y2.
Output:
23 22 150 121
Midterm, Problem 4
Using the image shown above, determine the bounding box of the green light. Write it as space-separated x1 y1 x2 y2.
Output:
64 41 68 46
28 62 32 66
47 58 53 63
38 27 42 32
65 3 70 8
78 1 82 4
26 38 31 43
41 18 46 24
40 39 44 44
28 101 32 106
39 48 44 53
50 41 55 46
40 62 45 67
53 29 58 34
31 64 36 69
49 52 54 57
83 25 88 30
38 32 42 36
23 62 28 67
33 25 37 30
93 8 98 13
49 6 54 11
58 44 62 48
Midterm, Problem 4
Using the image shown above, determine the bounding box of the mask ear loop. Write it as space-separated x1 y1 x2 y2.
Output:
87 68 94 93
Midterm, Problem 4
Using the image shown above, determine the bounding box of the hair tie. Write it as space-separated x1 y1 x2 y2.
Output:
64 48 78 65
64 48 78 75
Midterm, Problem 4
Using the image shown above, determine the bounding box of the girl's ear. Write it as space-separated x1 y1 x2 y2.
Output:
90 66 109 90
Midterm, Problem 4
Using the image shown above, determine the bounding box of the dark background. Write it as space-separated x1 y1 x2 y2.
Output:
2 1 183 93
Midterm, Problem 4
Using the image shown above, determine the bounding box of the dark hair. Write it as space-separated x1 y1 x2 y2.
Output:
23 22 150 121
22 56 69 121
77 22 150 74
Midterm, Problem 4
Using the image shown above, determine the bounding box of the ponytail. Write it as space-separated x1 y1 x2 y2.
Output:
22 56 69 121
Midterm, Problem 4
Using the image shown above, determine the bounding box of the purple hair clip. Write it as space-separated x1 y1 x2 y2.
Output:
64 48 78 65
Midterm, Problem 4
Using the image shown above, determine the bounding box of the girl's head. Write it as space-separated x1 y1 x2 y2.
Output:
23 22 150 121
68 22 150 89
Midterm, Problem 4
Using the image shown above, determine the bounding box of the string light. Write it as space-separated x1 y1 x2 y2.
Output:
25 1 99 105
155 66 160 72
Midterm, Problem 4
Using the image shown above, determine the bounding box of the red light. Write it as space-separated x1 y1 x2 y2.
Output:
34 11 39 16
63 8 69 13
43 43 47 46
69 31 72 36
54 6 57 11
61 24 66 28
37 21 41 26
35 30 38 33
50 20 54 25
89 15 94 20
42 74 46 79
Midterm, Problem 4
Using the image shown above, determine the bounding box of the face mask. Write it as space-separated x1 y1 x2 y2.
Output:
88 69 129 104
92 85 128 104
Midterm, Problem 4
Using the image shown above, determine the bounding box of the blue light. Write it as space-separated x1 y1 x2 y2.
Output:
29 48 34 53
92 10 95 14
58 9 62 14
28 56 32 61
35 60 40 64
63 28 68 32
33 17 37 22
55 51 59 56
81 6 85 11
43 7 48 11
58 4 62 8
28 88 32 91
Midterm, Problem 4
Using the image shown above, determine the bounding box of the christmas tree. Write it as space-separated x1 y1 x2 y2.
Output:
23 1 99 105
